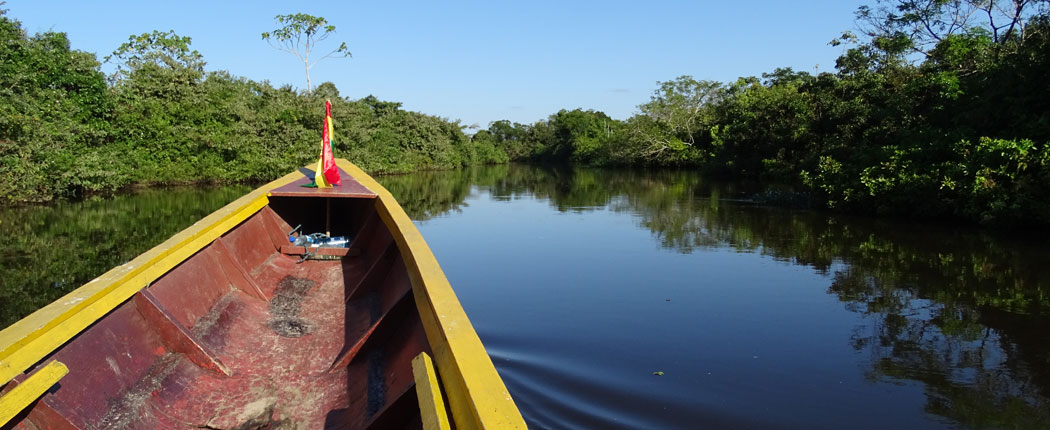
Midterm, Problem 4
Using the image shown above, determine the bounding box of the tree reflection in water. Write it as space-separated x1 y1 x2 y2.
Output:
379 163 1050 429
0 185 252 328
1 166 1045 428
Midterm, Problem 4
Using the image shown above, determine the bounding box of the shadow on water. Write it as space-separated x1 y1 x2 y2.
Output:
379 163 1050 430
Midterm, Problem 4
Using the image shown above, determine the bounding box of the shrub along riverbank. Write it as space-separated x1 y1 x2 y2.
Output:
3 2 1048 228
0 10 505 204
476 2 1050 227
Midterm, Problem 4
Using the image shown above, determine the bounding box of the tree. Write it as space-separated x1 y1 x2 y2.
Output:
105 30 204 82
632 76 722 159
534 109 623 162
262 14 351 92
0 8 113 201
856 0 1050 57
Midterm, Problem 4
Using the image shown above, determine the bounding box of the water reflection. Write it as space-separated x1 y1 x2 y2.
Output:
0 185 251 327
2 165 1047 428
379 164 1050 429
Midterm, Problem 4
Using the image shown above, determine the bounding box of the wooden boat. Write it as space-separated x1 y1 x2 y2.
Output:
0 160 526 430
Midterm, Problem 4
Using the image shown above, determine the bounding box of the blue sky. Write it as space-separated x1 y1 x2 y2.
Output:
8 0 868 128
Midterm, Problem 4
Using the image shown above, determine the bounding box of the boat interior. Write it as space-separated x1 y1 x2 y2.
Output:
4 193 432 429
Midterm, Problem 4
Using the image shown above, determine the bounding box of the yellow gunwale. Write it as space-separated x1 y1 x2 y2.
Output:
338 160 526 429
0 160 525 429
0 170 300 388
0 360 68 426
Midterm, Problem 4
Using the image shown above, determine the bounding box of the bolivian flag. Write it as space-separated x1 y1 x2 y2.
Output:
312 99 341 187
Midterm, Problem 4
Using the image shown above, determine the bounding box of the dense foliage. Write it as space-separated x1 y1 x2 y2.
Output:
0 10 504 203
480 1 1050 227
3 1 1048 227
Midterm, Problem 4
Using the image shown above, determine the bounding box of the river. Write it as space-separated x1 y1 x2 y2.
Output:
2 164 1048 429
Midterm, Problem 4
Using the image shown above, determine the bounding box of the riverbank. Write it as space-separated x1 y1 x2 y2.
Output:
475 14 1050 228
0 11 505 205
4 6 1048 228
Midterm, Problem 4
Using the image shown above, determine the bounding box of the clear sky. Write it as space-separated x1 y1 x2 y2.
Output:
7 0 868 128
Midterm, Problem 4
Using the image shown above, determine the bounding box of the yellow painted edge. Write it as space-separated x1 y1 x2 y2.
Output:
0 360 68 426
337 159 526 430
412 352 452 430
0 169 304 387
0 197 266 386
383 202 482 430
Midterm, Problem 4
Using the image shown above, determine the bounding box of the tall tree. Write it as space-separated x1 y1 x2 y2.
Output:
261 13 350 92
856 0 1049 57
105 30 204 81
631 76 722 159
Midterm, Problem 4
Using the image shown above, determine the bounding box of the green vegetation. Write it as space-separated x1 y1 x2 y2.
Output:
0 9 504 204
479 1 1050 227
261 13 351 92
2 1 1047 228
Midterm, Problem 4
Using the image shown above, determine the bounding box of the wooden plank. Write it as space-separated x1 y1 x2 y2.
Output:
0 169 303 388
267 167 377 198
19 398 80 430
363 382 418 430
412 352 452 430
260 206 295 251
279 245 353 257
348 209 380 254
328 288 412 372
0 361 68 427
346 241 398 303
213 239 269 301
336 160 526 430
133 291 231 376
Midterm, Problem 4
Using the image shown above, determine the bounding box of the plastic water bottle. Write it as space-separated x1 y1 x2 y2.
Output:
322 236 349 248
289 235 315 246
289 234 349 248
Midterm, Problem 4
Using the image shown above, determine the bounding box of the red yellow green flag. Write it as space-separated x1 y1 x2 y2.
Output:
313 100 341 187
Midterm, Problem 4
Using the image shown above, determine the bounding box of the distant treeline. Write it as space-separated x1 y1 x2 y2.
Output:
476 1 1050 227
0 11 505 203
4 2 1050 228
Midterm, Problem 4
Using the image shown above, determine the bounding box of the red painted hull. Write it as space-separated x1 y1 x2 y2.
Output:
4 183 431 429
